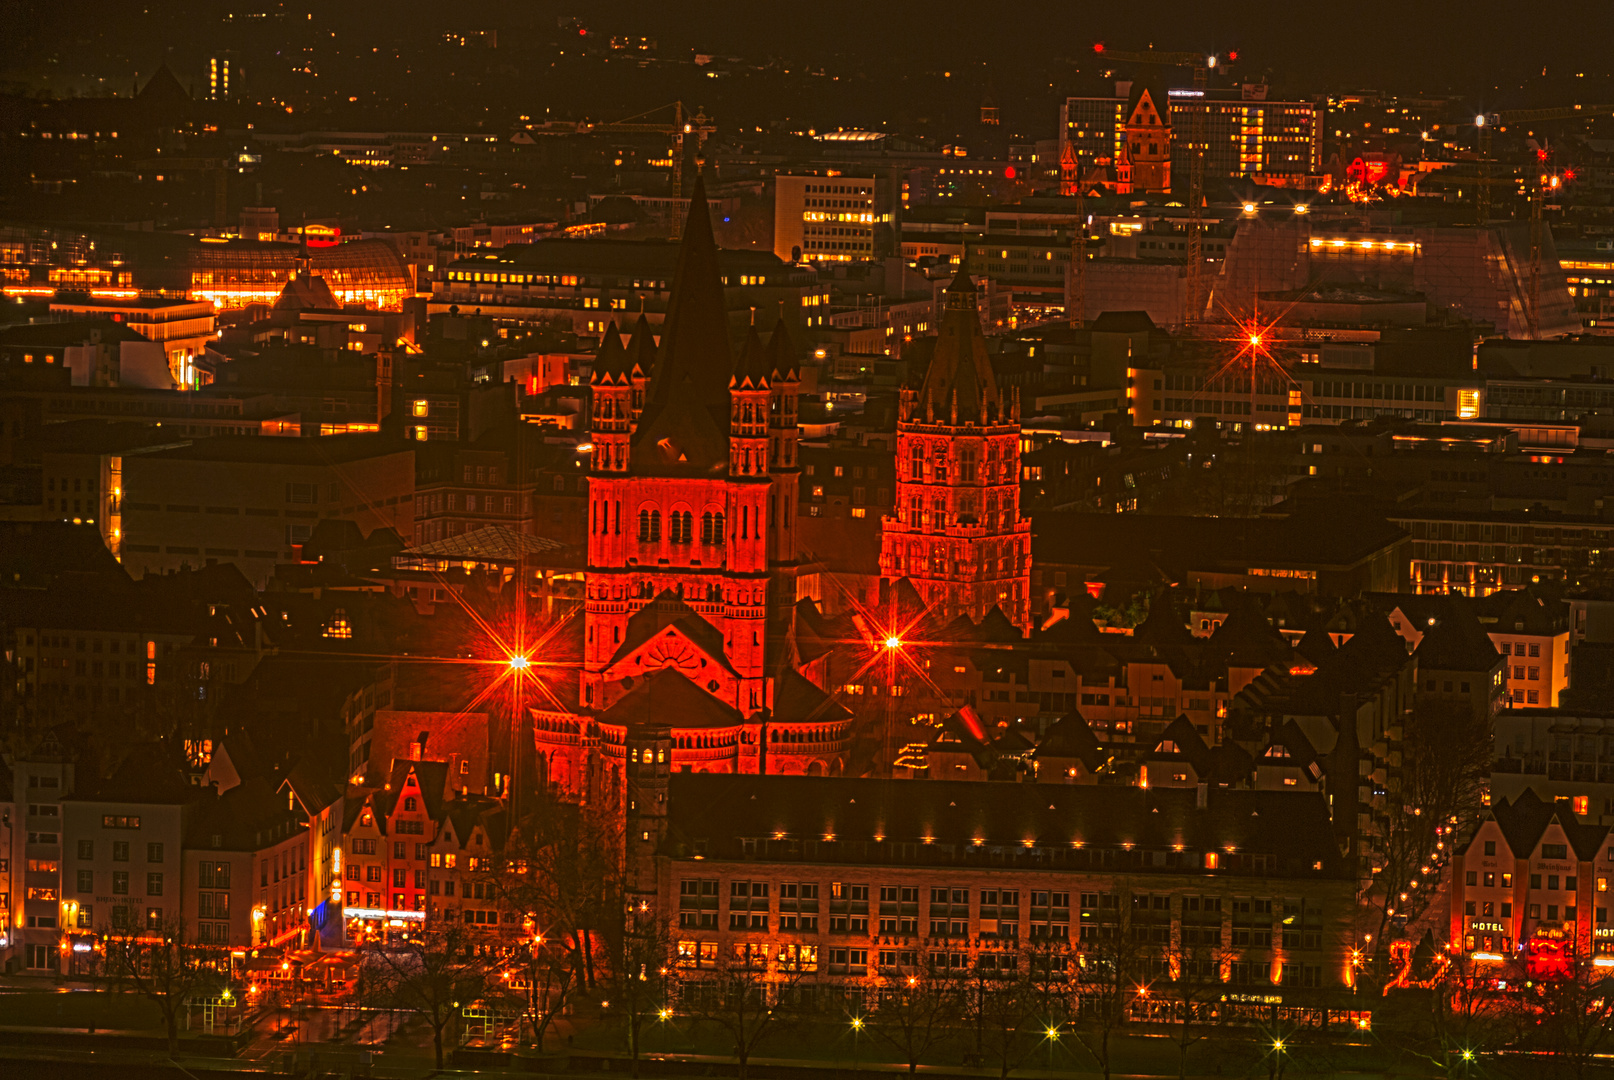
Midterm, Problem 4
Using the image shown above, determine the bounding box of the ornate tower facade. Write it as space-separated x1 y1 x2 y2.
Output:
879 269 1031 630
1123 87 1172 194
582 181 803 719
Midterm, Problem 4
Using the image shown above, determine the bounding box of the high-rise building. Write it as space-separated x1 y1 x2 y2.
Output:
1166 89 1321 184
772 173 900 264
1060 85 1320 192
207 57 232 101
879 268 1031 630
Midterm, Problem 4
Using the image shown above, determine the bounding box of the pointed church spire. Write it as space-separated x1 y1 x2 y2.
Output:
734 324 770 387
766 316 799 381
591 321 629 383
629 175 734 475
624 313 656 378
918 245 1000 426
642 174 732 416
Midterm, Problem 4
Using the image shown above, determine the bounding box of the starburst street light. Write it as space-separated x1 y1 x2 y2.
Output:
508 654 530 671
884 636 902 649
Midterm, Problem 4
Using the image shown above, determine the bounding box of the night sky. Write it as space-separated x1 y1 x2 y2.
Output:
3 0 1609 105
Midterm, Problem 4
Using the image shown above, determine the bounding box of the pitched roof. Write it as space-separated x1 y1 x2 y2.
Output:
773 665 852 725
274 272 340 312
1487 789 1611 863
917 264 1004 425
607 589 730 670
599 668 746 729
1209 603 1292 668
399 524 568 562
1033 713 1110 773
664 774 1349 874
1414 611 1501 673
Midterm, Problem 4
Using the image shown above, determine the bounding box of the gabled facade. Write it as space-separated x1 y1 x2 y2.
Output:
1122 87 1172 194
1450 791 1614 969
879 268 1031 630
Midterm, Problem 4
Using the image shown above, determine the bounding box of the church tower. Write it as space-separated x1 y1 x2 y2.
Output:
582 180 802 717
880 266 1031 630
1123 86 1172 194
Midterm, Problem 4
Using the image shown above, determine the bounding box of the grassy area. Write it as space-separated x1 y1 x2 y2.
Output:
0 991 167 1031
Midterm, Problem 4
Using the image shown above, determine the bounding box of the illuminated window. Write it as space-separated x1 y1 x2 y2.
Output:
324 609 353 639
412 400 429 417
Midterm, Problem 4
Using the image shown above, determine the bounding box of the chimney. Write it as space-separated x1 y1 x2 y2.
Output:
1196 782 1208 809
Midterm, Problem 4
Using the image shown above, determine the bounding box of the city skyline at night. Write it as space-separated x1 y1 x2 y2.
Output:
1 2 1613 1075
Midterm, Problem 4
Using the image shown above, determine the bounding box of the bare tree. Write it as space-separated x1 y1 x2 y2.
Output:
359 921 496 1068
1518 964 1614 1080
866 964 963 1073
1072 897 1144 1080
101 916 226 1056
609 920 676 1078
960 954 1040 1080
1364 699 1491 971
494 925 576 1051
1416 951 1518 1078
492 787 622 996
1159 935 1235 1080
685 951 806 1080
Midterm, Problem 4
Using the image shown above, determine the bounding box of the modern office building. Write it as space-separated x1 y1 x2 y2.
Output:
773 172 901 265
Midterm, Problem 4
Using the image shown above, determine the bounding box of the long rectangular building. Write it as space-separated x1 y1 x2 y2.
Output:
649 775 1360 1016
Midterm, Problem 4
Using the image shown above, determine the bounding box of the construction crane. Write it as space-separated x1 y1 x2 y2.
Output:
1091 45 1232 324
1061 141 1086 328
1473 104 1612 334
1473 104 1614 222
583 101 716 196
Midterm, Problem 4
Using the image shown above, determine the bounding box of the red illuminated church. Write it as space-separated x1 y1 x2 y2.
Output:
879 266 1032 630
532 182 852 802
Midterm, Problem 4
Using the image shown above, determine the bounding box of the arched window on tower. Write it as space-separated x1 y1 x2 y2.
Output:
639 509 661 542
669 510 693 544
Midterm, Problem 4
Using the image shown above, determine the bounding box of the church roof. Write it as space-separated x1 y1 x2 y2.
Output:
733 324 771 387
274 272 340 312
773 666 852 725
136 62 191 112
608 589 732 673
917 263 1003 425
630 176 733 475
591 321 630 383
766 316 800 381
399 524 567 562
601 669 746 730
625 314 656 378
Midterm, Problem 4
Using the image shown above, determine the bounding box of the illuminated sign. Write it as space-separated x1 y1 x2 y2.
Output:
1346 158 1392 185
1168 90 1205 98
344 907 424 921
1469 921 1507 933
301 224 341 248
